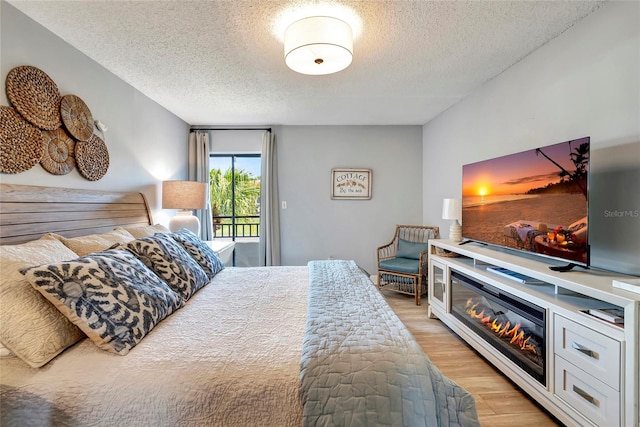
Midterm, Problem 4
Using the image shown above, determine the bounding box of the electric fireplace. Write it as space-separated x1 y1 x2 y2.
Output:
450 271 546 385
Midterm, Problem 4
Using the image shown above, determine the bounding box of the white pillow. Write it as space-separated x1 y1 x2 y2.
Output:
0 343 14 358
115 224 169 239
50 228 135 256
0 236 85 367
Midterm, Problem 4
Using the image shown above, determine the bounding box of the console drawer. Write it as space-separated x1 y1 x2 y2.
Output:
553 314 620 390
554 356 620 426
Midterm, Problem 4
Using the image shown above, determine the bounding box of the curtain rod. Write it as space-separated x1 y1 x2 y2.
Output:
190 127 271 132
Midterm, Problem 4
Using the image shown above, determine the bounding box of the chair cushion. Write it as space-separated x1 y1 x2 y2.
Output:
397 238 429 260
379 257 420 274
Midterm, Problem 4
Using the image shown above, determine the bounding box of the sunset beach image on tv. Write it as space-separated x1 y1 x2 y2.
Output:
462 137 590 266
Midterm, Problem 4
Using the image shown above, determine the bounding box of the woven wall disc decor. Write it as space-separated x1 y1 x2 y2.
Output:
60 94 94 141
76 134 109 181
1 106 45 174
40 128 76 175
5 66 62 130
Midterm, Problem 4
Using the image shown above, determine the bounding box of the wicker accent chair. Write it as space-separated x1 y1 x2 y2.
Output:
376 225 440 305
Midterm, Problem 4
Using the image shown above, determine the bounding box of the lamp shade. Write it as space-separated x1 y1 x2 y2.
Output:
284 16 353 75
162 181 206 210
442 198 462 242
442 198 462 220
162 181 206 236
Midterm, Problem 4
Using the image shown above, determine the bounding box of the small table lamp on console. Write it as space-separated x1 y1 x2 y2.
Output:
162 180 206 236
442 198 462 242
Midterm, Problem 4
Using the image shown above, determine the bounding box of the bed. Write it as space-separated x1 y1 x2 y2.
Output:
0 184 480 427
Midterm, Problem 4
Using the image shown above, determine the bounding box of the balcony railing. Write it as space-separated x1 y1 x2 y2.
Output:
213 215 260 238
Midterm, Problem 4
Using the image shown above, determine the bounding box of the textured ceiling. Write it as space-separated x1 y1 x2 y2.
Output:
7 0 605 126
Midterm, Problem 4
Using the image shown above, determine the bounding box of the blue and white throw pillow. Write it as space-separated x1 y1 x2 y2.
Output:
21 249 184 356
125 233 209 300
163 229 224 279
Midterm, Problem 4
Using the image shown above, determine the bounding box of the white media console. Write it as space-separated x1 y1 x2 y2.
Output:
428 239 639 427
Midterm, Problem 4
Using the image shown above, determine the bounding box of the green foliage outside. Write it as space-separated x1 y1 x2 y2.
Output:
209 168 260 237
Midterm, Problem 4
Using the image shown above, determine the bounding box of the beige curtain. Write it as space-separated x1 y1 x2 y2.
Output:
259 130 281 266
188 131 213 240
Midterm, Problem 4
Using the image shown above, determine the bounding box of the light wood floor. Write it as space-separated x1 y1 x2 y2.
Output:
382 290 563 427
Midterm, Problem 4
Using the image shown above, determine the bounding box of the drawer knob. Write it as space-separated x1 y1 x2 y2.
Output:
573 385 599 407
571 341 596 358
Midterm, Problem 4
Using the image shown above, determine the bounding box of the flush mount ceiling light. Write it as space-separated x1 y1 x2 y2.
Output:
284 16 353 75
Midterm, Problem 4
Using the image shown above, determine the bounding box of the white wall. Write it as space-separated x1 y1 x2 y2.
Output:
1 2 189 224
5 1 636 274
278 125 423 274
422 1 639 273
1 4 424 274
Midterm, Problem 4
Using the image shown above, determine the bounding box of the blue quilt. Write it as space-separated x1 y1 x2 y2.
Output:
301 260 480 427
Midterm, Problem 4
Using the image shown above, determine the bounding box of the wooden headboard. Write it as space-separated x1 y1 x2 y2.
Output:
0 184 153 245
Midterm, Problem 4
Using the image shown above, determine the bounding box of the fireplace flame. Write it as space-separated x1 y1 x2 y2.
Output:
465 299 537 354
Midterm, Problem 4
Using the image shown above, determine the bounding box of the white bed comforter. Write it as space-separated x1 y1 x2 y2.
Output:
0 266 309 427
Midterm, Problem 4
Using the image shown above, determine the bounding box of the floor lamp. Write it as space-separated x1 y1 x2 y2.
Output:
162 180 206 237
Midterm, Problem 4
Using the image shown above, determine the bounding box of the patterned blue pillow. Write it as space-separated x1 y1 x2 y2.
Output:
21 249 184 356
164 229 224 279
125 234 209 300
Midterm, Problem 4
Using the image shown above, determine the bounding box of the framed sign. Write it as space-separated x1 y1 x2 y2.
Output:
331 168 372 200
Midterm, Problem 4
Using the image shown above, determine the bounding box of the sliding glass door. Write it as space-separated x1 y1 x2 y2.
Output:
209 154 261 266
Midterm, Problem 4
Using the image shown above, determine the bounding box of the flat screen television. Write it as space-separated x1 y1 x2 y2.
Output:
461 137 590 268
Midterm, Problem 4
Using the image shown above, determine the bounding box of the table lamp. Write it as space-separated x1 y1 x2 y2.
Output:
162 180 206 236
442 198 462 242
